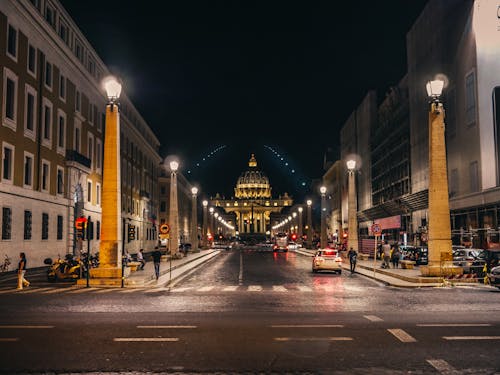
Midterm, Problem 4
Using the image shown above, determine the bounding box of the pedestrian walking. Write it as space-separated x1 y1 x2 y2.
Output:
347 247 357 274
17 252 29 290
382 241 391 268
391 246 400 268
152 247 162 280
137 249 146 270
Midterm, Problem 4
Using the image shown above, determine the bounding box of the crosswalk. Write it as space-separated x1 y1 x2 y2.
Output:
0 283 361 295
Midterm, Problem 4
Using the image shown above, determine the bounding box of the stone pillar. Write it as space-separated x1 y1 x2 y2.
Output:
191 193 198 250
347 170 358 251
169 171 179 257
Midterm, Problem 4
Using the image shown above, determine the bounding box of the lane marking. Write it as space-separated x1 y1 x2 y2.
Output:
238 251 243 285
426 359 456 373
0 338 19 342
271 325 344 328
443 336 500 340
248 285 262 292
93 288 116 293
137 325 196 329
274 337 352 341
197 286 214 292
364 315 383 322
388 328 417 342
296 285 313 292
272 285 287 292
0 325 54 329
223 285 239 291
65 287 99 294
417 323 491 327
41 288 74 294
169 287 192 293
16 287 53 294
114 337 179 342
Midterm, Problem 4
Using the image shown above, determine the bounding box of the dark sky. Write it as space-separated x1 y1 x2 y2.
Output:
62 0 429 202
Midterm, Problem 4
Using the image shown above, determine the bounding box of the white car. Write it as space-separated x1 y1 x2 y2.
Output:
312 249 343 274
288 241 298 250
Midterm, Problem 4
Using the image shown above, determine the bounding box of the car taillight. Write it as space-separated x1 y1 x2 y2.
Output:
334 257 342 263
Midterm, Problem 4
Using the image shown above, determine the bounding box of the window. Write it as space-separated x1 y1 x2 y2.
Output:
96 139 102 171
45 61 52 89
2 143 14 183
470 161 479 193
24 210 32 240
160 201 166 212
96 220 100 240
24 152 33 187
57 110 66 153
42 99 52 147
41 213 49 240
41 160 50 192
87 180 92 203
75 39 83 62
24 84 37 138
57 215 63 240
3 68 18 130
99 112 105 132
59 75 66 100
2 207 12 240
96 183 101 206
7 24 17 61
58 20 68 44
88 134 94 168
74 126 81 153
57 167 64 195
75 90 81 112
27 44 36 76
465 72 476 126
45 4 55 27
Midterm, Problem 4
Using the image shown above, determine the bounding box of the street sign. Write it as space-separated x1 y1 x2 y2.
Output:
371 223 382 236
160 223 170 234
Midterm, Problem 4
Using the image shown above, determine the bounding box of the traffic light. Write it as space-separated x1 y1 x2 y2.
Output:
291 233 297 241
128 224 135 242
75 217 87 240
87 221 94 240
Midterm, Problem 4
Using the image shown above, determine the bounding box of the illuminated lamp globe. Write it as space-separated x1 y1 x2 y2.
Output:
320 186 327 195
103 76 122 101
426 79 444 99
191 187 198 195
346 159 356 171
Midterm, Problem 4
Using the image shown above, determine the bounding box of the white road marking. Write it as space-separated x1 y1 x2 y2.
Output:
223 285 239 291
113 337 179 342
443 336 500 340
169 287 192 293
118 288 143 293
274 337 352 341
17 287 53 294
93 288 116 293
41 288 75 294
426 359 456 373
272 285 288 292
387 328 417 342
0 288 16 294
137 325 196 329
0 338 19 341
248 285 262 291
364 315 383 322
65 287 99 294
197 286 215 292
0 325 54 329
270 325 344 328
296 285 312 292
417 323 491 327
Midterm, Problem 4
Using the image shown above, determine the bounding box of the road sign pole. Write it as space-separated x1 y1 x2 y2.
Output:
373 235 378 279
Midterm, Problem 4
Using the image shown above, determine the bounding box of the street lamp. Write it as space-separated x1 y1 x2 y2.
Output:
89 76 123 285
202 200 208 249
209 207 214 245
191 187 198 251
320 186 327 249
168 159 180 258
346 159 358 253
306 199 313 249
297 206 303 246
423 79 457 276
292 212 297 235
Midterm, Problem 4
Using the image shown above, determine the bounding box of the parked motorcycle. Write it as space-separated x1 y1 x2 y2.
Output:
45 254 82 282
80 251 99 276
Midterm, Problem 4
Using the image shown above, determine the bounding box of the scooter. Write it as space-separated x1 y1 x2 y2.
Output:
46 254 82 282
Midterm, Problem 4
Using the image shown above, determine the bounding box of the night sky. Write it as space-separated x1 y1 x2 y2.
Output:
62 0 429 202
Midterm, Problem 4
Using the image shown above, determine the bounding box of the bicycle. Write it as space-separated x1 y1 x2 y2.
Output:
0 254 11 272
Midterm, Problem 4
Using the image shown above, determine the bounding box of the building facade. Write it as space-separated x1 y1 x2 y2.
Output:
0 0 160 267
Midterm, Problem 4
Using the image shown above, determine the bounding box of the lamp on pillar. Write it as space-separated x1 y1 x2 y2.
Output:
167 158 180 258
346 159 358 252
421 79 461 277
86 76 123 285
202 200 208 249
292 212 297 235
191 187 198 251
306 199 313 249
297 206 303 246
320 186 327 249
209 207 214 244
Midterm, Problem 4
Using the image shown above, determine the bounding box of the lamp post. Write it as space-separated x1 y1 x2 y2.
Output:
306 199 313 249
209 207 214 245
320 186 327 249
346 159 358 252
168 159 180 258
292 212 297 236
298 206 303 246
423 79 456 276
89 76 123 285
202 200 208 249
191 187 198 251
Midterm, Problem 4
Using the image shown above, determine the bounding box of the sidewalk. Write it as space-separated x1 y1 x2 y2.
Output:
125 248 220 287
294 248 487 288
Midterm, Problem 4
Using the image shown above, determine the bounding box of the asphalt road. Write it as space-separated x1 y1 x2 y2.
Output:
1 248 499 374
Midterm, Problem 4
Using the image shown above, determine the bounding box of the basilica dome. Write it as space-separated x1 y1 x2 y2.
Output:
234 154 272 199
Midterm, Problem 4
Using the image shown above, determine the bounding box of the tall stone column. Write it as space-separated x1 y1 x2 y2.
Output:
347 170 358 251
169 170 179 257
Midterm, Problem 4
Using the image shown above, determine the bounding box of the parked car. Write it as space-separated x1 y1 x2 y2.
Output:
312 249 342 274
452 248 485 274
400 245 428 265
288 241 299 250
487 265 500 289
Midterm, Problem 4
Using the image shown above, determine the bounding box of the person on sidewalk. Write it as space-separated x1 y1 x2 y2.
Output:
391 246 401 268
152 247 162 280
137 249 146 270
17 252 29 290
382 241 391 268
347 247 357 274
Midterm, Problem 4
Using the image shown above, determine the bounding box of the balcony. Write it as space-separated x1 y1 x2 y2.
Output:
65 149 91 170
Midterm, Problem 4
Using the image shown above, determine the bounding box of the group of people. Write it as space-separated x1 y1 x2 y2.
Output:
379 241 401 269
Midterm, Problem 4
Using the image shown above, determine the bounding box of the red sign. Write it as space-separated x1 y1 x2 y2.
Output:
377 215 401 230
371 223 382 236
